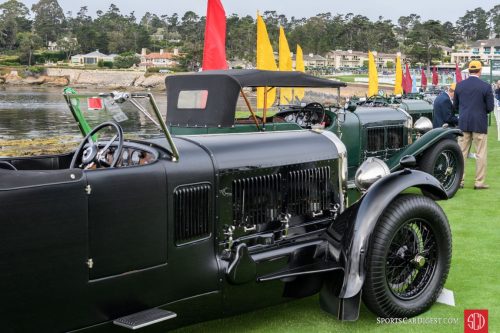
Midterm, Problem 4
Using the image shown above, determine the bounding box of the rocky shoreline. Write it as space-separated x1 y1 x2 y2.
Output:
0 68 169 90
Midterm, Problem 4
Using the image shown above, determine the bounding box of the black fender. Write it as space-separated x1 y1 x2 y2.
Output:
337 169 447 299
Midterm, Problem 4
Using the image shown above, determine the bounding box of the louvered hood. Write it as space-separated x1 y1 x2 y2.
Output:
175 130 340 171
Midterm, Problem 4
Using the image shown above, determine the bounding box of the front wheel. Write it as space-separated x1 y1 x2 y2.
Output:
419 139 464 199
362 194 452 318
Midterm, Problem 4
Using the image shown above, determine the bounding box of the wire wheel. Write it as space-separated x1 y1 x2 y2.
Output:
362 194 452 318
432 150 458 191
386 219 437 300
419 139 464 199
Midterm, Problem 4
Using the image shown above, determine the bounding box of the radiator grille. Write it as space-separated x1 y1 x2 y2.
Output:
232 174 282 226
174 184 211 244
287 167 331 215
367 127 385 151
387 126 404 149
367 126 404 152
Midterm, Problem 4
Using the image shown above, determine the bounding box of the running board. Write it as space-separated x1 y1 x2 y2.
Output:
113 308 177 330
258 260 343 282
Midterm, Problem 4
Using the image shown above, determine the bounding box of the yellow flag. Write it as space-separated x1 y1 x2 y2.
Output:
295 44 305 101
394 55 403 95
368 51 379 97
279 26 293 104
256 13 277 109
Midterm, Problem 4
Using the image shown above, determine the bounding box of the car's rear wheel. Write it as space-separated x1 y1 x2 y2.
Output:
362 194 452 318
419 139 463 199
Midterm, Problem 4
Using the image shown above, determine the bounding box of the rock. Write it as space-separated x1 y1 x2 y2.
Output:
135 74 167 89
4 72 23 84
23 76 46 85
43 76 69 86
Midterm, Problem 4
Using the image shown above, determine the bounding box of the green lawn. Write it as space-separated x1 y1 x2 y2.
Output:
333 74 368 83
174 119 500 333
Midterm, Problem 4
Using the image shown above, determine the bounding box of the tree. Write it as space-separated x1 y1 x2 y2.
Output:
57 36 78 60
440 21 462 47
395 14 420 43
405 20 445 67
31 0 66 45
489 5 500 37
0 0 31 50
17 31 42 65
113 53 140 68
457 8 490 41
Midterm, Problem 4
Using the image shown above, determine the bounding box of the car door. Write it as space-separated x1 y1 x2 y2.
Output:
85 162 168 280
0 168 90 331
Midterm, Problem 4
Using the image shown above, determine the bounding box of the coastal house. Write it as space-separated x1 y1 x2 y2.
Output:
139 48 181 68
451 38 500 66
299 53 327 68
325 50 405 69
71 50 117 66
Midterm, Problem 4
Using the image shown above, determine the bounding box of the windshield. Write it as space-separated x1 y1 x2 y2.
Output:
64 90 166 140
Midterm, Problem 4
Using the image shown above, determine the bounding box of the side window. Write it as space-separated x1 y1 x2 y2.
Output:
177 90 208 109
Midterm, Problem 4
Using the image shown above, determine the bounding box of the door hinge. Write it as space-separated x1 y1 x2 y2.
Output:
86 258 94 269
85 185 92 195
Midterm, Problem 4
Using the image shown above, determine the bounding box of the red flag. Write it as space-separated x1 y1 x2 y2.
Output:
404 63 412 93
455 63 463 83
401 72 407 94
432 66 438 85
421 68 427 90
202 0 228 70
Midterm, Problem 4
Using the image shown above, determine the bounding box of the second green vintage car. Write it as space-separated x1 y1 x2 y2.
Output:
163 70 464 199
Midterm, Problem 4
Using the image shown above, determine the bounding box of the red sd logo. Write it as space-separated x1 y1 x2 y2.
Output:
464 310 488 333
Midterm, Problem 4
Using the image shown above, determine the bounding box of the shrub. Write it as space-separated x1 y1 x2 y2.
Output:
114 54 140 69
0 55 21 66
146 67 160 73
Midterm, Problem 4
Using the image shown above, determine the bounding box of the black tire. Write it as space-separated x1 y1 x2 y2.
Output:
418 139 464 199
362 194 452 318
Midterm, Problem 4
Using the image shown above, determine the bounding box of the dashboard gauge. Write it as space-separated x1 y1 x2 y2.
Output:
131 150 142 165
285 114 296 122
121 150 129 167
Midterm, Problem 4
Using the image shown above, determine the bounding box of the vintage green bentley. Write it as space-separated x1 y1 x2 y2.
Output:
353 93 435 123
0 73 452 332
165 70 463 199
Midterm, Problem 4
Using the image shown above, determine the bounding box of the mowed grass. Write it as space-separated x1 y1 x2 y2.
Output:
173 118 500 333
333 74 368 83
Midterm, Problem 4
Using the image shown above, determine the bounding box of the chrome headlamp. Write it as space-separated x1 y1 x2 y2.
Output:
414 117 432 133
355 157 390 192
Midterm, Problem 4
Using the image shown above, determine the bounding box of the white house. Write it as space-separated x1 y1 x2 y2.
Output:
71 50 117 66
139 49 181 68
451 38 500 66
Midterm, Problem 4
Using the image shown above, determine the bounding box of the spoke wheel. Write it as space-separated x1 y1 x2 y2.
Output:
362 194 452 318
419 139 464 199
386 219 437 300
432 150 458 190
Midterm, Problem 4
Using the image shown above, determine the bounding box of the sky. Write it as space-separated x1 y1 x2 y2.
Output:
20 0 497 23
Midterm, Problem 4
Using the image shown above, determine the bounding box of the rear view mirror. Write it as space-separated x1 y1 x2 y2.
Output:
346 103 357 112
399 155 417 168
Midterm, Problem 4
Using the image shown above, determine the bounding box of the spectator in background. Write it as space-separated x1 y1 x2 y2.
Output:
454 61 495 190
433 83 458 128
495 80 500 107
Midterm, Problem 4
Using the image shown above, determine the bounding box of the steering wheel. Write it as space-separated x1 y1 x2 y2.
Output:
299 102 326 127
70 121 124 169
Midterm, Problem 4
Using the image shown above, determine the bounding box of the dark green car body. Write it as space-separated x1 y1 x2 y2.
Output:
166 70 462 199
5 70 451 332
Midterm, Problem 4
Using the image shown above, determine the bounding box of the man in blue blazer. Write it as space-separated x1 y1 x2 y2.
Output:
453 60 495 189
433 83 458 128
